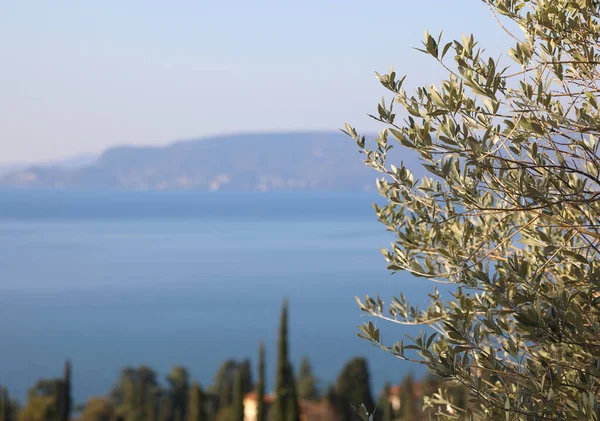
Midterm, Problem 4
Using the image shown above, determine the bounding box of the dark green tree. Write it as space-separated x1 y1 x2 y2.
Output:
285 364 300 421
232 370 244 421
110 366 158 409
111 368 136 406
60 359 72 421
380 383 393 421
398 374 416 421
146 390 158 421
215 407 235 421
271 299 290 421
238 360 253 396
81 398 116 421
19 396 57 421
188 382 205 421
168 366 190 421
296 357 318 401
211 360 238 409
0 387 9 421
256 342 266 421
123 376 143 421
204 394 217 421
28 378 64 421
336 358 374 421
447 383 469 415
118 369 159 421
158 394 172 421
418 374 442 420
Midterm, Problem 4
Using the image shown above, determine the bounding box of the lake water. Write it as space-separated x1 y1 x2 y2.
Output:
0 190 432 404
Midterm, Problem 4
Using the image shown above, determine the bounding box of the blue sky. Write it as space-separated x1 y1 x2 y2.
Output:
0 1 511 164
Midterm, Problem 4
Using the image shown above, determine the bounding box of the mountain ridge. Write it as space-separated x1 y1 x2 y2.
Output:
0 131 390 191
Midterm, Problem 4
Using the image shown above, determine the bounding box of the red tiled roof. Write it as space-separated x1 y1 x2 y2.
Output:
299 400 324 417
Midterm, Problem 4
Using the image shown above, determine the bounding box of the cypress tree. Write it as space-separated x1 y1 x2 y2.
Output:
211 360 237 409
62 359 72 421
168 367 190 421
297 357 318 401
188 382 205 421
232 369 244 421
256 343 266 421
122 377 133 421
4 387 12 421
271 299 289 421
238 360 253 396
55 378 65 421
336 358 374 421
398 374 415 421
285 364 300 421
0 387 7 421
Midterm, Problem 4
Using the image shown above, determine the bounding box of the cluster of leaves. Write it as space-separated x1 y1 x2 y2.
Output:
345 1 600 420
376 373 468 421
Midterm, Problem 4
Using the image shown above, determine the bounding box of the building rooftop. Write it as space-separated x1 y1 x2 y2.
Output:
244 391 275 404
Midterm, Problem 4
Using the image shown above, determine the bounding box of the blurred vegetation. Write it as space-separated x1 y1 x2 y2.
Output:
1 300 466 421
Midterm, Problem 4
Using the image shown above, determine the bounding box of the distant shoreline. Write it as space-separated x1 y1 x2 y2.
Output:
0 131 412 191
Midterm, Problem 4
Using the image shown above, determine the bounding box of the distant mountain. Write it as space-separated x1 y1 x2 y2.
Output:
0 132 392 191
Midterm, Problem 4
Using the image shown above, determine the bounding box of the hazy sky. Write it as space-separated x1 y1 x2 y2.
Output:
0 1 511 165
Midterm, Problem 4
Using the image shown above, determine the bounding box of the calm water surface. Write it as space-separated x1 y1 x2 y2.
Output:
0 190 432 403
